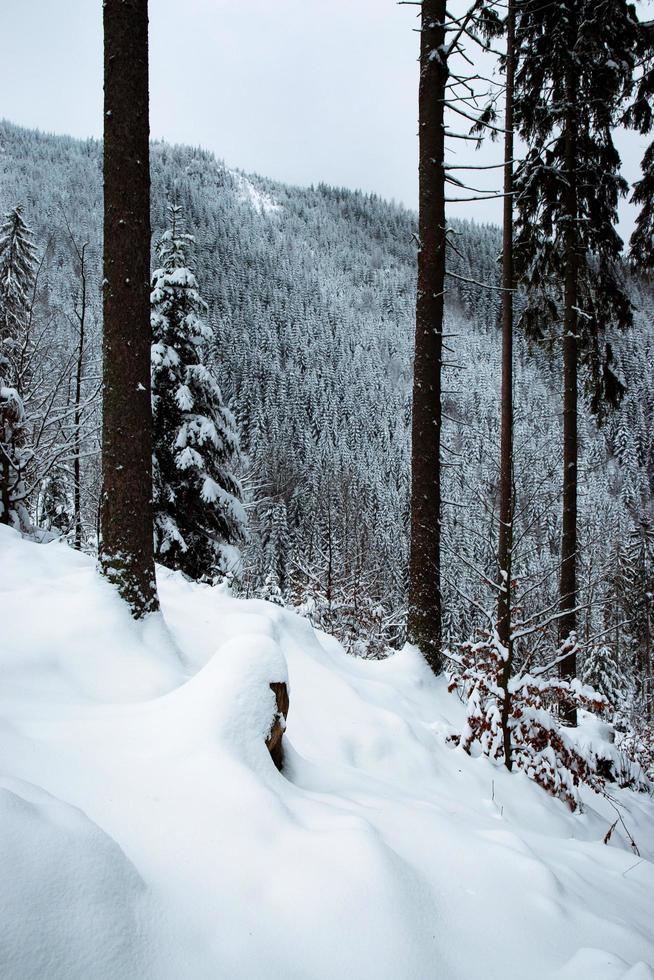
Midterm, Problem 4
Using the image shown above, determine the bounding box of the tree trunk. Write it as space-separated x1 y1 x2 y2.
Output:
498 0 515 771
0 446 9 525
266 681 289 771
100 0 159 617
73 244 86 551
408 0 447 672
559 5 579 723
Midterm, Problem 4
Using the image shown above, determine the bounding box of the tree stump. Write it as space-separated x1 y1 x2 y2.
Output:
266 681 289 771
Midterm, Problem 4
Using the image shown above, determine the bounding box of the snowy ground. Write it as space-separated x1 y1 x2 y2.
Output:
230 170 280 215
0 525 652 980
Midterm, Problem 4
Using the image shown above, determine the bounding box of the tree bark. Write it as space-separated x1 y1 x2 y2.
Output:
0 443 9 525
408 0 447 672
498 0 515 770
101 0 159 617
266 681 289 771
559 2 579 723
73 243 86 551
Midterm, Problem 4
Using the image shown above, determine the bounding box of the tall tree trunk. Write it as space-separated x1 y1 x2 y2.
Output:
73 244 86 551
498 0 515 770
559 5 579 722
408 0 447 672
101 0 159 617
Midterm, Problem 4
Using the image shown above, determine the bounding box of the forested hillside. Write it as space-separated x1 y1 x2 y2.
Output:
1 118 652 705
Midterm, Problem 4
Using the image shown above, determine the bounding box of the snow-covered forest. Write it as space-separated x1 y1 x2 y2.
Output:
2 120 654 706
1 0 654 977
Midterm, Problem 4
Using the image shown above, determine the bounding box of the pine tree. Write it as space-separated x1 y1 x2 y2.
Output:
0 205 37 529
627 517 654 717
514 0 638 710
0 206 37 350
582 643 625 707
626 20 654 269
631 141 654 270
260 500 289 599
101 0 159 617
151 204 246 581
39 473 73 536
604 534 634 668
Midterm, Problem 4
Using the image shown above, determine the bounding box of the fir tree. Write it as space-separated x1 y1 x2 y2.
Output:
0 205 37 350
514 0 638 706
627 517 654 716
151 204 246 581
0 205 37 529
39 473 73 536
582 643 626 707
625 19 654 269
261 500 290 599
630 141 654 269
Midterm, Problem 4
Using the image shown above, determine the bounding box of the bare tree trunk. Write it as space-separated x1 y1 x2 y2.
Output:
100 0 159 617
498 0 515 770
645 597 652 720
0 445 9 526
559 10 579 722
408 0 447 673
73 243 87 550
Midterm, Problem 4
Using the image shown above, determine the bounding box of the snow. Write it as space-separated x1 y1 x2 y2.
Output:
230 170 280 215
0 524 653 979
0 777 153 980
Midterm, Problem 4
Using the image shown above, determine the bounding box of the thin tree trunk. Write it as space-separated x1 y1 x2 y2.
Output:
408 0 447 672
559 6 579 722
73 244 86 550
100 0 159 617
645 599 652 720
498 0 515 771
0 442 9 525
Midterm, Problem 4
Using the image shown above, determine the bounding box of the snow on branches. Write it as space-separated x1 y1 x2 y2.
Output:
151 204 246 582
448 633 611 810
0 205 37 531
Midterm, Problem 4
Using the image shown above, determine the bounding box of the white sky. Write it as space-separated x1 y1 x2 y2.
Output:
0 0 649 238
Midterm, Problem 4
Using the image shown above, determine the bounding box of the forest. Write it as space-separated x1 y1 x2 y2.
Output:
0 1 653 978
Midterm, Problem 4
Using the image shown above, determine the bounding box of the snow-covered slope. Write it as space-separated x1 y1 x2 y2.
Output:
0 526 652 980
230 169 281 215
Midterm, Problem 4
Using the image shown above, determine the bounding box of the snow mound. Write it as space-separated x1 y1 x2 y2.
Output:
230 170 280 214
0 778 153 980
0 525 653 979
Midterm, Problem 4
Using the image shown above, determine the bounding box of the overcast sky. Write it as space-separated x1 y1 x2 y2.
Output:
0 0 649 238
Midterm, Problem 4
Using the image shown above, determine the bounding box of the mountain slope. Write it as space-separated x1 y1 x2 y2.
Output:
1 119 653 668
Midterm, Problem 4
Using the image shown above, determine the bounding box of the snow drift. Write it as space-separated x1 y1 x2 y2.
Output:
0 525 652 979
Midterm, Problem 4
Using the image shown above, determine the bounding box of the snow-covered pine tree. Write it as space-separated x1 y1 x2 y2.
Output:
514 0 639 708
38 472 74 536
0 205 37 529
261 500 290 601
151 204 246 581
627 517 654 717
582 642 626 707
0 206 37 350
